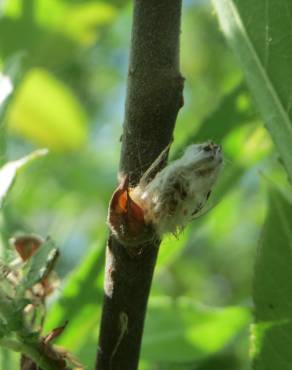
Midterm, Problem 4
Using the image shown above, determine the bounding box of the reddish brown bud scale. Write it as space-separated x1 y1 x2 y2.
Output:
11 234 44 261
108 175 155 247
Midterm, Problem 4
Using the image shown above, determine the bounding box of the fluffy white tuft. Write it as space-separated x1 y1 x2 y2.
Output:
130 142 223 236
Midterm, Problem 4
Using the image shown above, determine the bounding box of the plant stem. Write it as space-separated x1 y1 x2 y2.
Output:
95 1 184 369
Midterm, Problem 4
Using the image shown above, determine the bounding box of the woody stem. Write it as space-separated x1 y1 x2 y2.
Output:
95 1 184 370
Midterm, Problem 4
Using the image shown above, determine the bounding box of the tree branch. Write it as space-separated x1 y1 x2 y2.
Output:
95 1 184 369
120 0 184 184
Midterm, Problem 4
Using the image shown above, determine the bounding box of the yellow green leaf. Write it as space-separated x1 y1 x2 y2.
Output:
4 0 117 46
7 68 87 152
59 3 117 46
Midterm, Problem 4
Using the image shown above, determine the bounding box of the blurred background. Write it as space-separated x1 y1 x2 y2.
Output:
0 0 289 369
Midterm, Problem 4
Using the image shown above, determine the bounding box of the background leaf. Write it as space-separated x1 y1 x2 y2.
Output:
213 0 292 181
44 241 105 368
0 149 48 208
142 297 250 363
252 187 292 370
19 237 57 293
59 2 117 45
173 82 255 156
6 68 88 151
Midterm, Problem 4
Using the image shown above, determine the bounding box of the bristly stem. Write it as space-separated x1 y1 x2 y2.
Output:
95 1 184 370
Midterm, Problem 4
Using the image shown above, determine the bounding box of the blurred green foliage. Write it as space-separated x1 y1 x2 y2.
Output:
252 188 292 370
213 0 292 183
0 0 291 369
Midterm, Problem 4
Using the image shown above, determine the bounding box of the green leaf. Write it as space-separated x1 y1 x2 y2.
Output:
213 0 292 181
252 188 292 370
44 241 105 344
0 291 27 333
0 319 8 338
19 330 40 345
0 53 26 164
0 73 13 113
157 230 190 269
173 83 255 158
6 68 88 152
141 297 250 363
4 0 117 46
59 2 117 46
5 303 26 332
0 348 15 370
43 241 105 369
0 52 25 110
18 238 58 294
0 148 48 208
171 83 261 209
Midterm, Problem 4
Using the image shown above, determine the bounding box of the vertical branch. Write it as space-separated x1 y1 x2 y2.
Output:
95 1 184 370
121 0 184 184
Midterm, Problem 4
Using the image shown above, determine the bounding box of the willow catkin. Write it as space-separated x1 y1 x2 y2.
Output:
130 141 223 236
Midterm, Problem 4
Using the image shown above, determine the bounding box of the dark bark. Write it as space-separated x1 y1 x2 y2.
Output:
120 0 184 185
95 1 184 370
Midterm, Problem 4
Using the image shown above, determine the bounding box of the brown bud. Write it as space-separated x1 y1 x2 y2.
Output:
10 234 44 261
108 176 155 247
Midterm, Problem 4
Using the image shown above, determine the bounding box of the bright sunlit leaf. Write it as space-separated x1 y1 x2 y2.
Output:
6 68 87 151
0 74 13 106
0 148 48 207
0 52 26 125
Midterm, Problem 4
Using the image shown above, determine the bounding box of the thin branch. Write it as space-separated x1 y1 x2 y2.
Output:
120 0 184 184
95 1 184 370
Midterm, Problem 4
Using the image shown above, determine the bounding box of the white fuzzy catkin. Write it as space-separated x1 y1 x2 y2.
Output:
130 142 223 236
